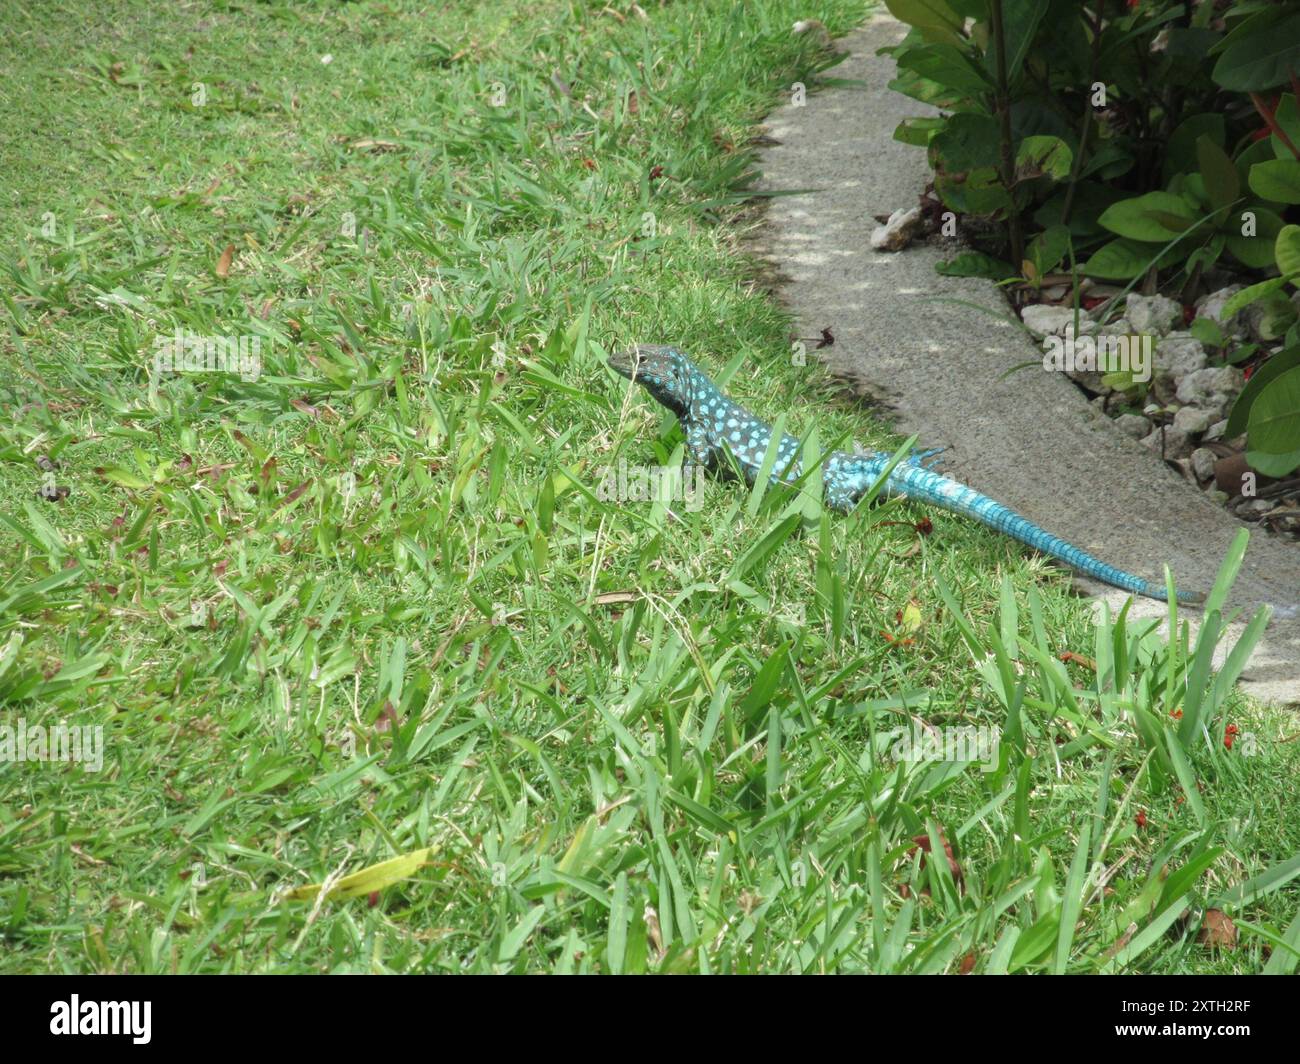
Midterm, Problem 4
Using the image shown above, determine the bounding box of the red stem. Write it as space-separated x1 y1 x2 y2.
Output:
1251 92 1300 161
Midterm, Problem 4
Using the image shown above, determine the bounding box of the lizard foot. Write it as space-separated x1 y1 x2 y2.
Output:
909 447 947 470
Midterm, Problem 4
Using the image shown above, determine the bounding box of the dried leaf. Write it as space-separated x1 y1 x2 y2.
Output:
1197 909 1238 949
594 591 639 606
910 830 962 884
275 480 313 511
375 701 399 733
644 904 664 959
350 138 401 153
215 243 235 278
1104 922 1138 960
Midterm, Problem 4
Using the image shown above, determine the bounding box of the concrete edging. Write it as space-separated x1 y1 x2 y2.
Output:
752 15 1300 706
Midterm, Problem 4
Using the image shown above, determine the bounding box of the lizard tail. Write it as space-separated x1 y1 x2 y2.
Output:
880 463 1205 605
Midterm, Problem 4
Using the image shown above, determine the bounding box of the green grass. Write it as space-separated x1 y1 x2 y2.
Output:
1 0 1298 974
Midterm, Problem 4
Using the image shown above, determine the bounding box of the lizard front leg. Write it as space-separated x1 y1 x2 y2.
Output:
682 420 714 483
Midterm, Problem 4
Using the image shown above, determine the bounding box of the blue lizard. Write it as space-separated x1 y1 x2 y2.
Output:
609 344 1204 605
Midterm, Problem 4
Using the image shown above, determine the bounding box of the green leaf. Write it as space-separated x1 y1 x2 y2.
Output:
1147 210 1196 234
1234 134 1276 189
730 513 803 580
1027 224 1071 277
1211 12 1300 91
1224 341 1259 366
99 466 151 489
1189 317 1226 348
934 166 1011 213
1101 896 1192 972
1215 851 1300 910
1098 192 1198 241
1201 528 1249 625
607 873 628 974
887 68 966 108
1225 206 1285 268
1161 847 1225 913
1222 276 1290 320
1208 603 1273 712
498 905 547 962
1246 446 1300 477
1079 142 1134 182
1196 134 1240 211
935 250 1016 279
1261 292 1299 339
1248 158 1300 205
1178 609 1221 746
664 789 733 834
1271 94 1300 160
896 43 994 99
1009 910 1060 971
893 115 945 147
1083 238 1178 281
1262 904 1300 975
884 0 964 44
743 412 787 516
984 0 1049 82
1247 364 1300 455
1277 224 1300 280
1163 113 1225 185
932 112 1001 170
1015 135 1072 181
1164 732 1205 826
1226 347 1300 438
1053 820 1092 974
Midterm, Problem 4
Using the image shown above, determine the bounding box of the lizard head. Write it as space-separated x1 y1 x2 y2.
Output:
608 345 696 415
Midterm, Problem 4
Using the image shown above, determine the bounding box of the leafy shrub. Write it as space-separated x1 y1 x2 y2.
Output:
883 0 1300 473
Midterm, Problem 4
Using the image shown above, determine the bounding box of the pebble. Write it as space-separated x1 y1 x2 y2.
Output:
1141 425 1193 459
1236 498 1274 516
1022 303 1085 338
1153 333 1208 380
1195 285 1247 338
1114 413 1151 439
870 206 923 252
1191 447 1217 482
1172 406 1213 436
1175 366 1245 411
1126 293 1183 335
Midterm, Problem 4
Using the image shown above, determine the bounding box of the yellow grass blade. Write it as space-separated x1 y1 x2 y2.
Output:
283 847 433 902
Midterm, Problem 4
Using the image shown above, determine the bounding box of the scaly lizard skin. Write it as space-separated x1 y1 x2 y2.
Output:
609 344 1204 605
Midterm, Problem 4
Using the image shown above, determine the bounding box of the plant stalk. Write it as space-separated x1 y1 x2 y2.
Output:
989 0 1024 269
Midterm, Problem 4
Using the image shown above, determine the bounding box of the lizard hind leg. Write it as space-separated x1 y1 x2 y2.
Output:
908 447 947 470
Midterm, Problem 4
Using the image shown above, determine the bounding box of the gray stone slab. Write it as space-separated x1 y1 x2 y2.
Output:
752 14 1300 705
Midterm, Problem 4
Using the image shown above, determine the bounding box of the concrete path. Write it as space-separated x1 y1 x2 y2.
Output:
752 14 1300 705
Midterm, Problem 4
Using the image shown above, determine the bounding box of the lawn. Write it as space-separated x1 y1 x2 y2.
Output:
1 0 1297 974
